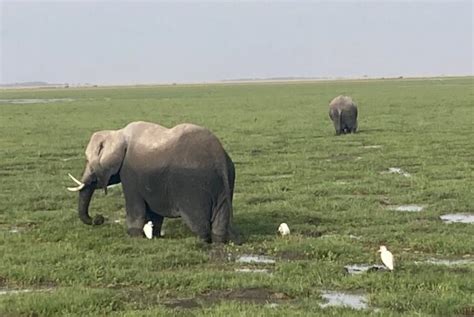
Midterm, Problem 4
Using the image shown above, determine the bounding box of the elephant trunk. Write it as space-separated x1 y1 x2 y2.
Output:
78 184 105 225
72 165 105 226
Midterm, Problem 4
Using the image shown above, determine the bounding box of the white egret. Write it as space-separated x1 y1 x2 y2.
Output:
378 245 394 271
143 221 153 239
278 223 290 236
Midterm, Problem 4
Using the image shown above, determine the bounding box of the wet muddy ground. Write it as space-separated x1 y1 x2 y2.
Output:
164 287 292 309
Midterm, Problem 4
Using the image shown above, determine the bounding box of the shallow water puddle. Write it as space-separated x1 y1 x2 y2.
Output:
61 157 82 162
0 289 32 295
382 167 411 177
236 255 276 264
0 98 74 104
363 145 382 149
416 258 474 266
319 291 368 310
440 213 474 224
344 264 386 275
0 288 53 296
259 174 294 180
235 268 271 274
389 205 424 212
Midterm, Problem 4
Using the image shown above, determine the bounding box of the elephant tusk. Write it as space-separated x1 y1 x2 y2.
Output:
67 183 85 192
67 173 85 191
68 173 83 186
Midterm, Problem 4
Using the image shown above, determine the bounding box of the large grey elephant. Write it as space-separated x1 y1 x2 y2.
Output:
67 121 240 244
329 95 358 135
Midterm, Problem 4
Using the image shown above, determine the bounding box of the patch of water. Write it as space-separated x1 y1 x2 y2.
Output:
0 288 53 296
416 258 474 266
389 205 424 212
440 213 474 224
259 174 294 180
0 289 32 295
235 268 271 274
0 98 74 104
236 255 276 264
61 157 81 162
319 291 368 310
363 145 382 149
344 264 386 275
382 167 411 177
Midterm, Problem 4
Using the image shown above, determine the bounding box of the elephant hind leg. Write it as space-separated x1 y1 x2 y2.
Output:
227 224 243 245
180 211 212 243
211 198 237 244
351 121 358 133
145 203 164 238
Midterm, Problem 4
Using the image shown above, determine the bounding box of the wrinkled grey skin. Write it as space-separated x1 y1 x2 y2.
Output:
73 121 240 244
329 95 358 135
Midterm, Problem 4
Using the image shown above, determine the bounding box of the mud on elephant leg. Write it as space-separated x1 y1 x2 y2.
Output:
146 205 164 238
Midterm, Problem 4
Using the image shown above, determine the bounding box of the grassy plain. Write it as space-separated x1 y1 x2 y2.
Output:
0 77 473 316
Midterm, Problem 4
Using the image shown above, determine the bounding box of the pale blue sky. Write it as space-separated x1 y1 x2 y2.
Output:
1 1 472 85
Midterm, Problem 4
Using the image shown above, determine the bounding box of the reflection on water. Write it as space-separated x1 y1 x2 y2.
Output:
236 255 276 264
440 213 474 224
320 291 368 310
0 98 74 104
344 264 386 275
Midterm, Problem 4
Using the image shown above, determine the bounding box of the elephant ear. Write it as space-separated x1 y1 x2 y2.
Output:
86 130 126 190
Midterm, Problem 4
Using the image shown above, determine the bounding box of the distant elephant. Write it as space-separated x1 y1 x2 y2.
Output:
67 121 240 244
329 95 358 135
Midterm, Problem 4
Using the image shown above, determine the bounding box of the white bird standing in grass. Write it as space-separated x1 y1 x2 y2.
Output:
143 221 153 239
378 245 394 271
278 223 290 236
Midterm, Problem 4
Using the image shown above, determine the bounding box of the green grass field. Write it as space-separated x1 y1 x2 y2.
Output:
1 77 473 316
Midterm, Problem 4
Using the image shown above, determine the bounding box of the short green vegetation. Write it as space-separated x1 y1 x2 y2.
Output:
1 77 473 316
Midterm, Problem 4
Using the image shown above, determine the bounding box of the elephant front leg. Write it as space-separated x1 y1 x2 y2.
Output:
124 196 147 237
